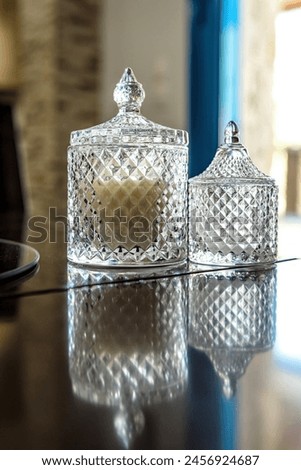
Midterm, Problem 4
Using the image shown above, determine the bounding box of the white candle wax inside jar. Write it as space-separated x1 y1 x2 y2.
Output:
90 177 166 251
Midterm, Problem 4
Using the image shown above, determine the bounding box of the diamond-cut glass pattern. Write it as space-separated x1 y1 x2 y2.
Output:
188 267 277 396
68 68 188 267
68 145 187 266
189 183 278 265
68 276 187 407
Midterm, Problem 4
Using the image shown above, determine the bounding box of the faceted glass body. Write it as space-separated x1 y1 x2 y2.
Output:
67 69 188 267
189 122 278 266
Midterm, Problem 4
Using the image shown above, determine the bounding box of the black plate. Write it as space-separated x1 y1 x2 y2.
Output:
0 239 40 281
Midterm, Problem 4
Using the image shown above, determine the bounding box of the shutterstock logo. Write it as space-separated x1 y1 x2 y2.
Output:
26 207 185 244
27 208 68 243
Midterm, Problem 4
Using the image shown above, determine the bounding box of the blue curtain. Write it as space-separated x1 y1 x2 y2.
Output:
188 0 221 177
188 0 240 177
219 0 240 136
187 0 240 450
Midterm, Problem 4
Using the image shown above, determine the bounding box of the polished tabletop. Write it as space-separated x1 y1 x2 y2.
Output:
0 213 301 450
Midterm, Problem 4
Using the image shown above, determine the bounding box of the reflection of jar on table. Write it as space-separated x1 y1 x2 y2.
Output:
188 267 277 398
67 267 187 447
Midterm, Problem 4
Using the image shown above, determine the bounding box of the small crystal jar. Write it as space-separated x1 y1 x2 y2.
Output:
189 122 278 265
67 68 188 267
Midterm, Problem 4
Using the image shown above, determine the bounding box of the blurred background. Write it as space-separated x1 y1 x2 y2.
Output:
1 0 301 257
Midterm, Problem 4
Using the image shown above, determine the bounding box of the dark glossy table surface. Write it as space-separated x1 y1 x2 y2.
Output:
0 213 301 450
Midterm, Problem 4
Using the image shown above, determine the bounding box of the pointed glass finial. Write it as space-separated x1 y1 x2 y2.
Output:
222 376 236 399
114 403 145 449
113 67 145 113
224 121 240 144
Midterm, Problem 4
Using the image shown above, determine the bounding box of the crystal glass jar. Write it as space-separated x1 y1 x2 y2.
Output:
189 122 278 266
67 68 188 267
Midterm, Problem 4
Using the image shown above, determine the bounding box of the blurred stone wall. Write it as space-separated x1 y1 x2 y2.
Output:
238 4 285 452
0 0 19 90
16 0 100 217
241 0 280 174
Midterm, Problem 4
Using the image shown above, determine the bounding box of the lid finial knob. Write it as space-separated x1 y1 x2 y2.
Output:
224 121 240 144
113 67 145 113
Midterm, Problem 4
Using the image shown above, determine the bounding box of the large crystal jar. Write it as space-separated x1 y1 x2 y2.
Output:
67 68 188 267
189 122 278 266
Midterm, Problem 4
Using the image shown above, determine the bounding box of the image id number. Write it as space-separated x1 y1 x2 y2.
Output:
184 455 260 466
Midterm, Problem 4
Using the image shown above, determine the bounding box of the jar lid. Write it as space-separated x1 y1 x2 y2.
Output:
70 67 188 147
190 121 274 184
